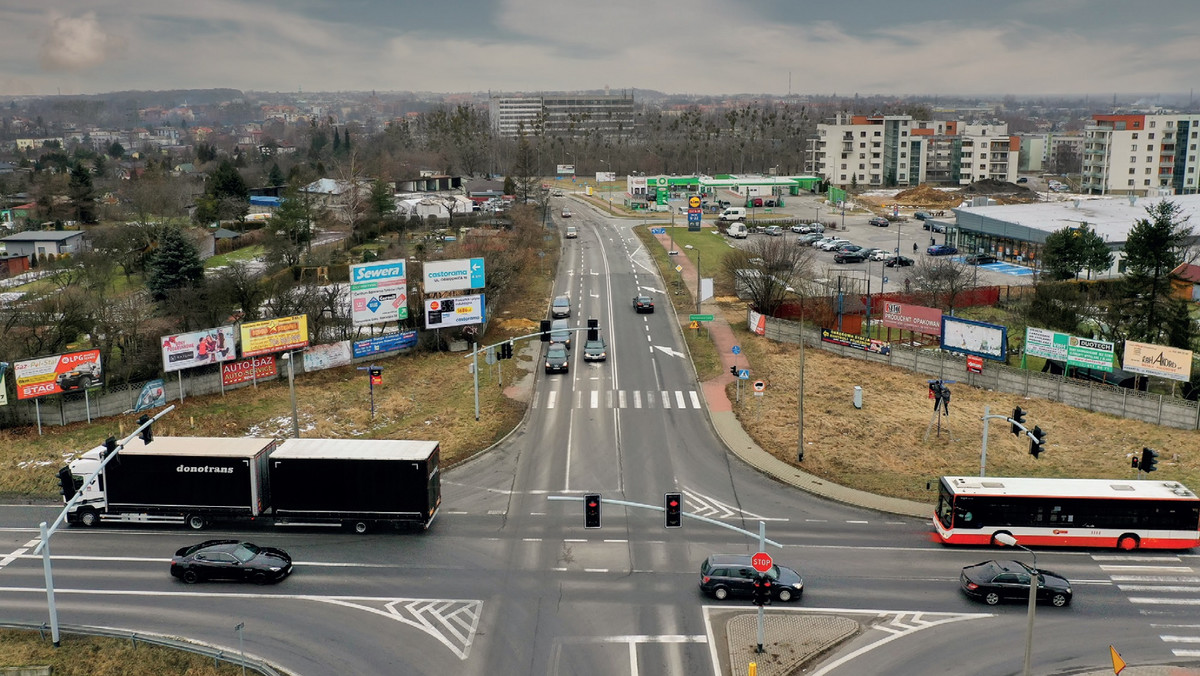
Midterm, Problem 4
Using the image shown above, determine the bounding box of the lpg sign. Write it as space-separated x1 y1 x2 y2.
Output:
423 258 486 294
14 349 103 400
424 294 486 329
350 259 408 326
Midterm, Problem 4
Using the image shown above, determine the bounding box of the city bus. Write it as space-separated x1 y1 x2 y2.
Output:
934 475 1200 550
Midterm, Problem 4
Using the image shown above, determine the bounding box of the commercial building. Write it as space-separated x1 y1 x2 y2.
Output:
490 92 635 138
1081 113 1200 196
813 113 1019 188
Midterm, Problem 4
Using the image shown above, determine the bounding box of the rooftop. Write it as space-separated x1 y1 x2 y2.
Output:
954 194 1200 244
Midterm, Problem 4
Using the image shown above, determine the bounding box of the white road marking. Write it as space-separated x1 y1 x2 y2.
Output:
661 391 671 409
675 391 685 408
689 391 701 408
546 391 557 409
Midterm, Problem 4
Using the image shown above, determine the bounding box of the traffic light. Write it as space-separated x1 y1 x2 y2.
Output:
665 492 682 528
369 367 383 385
1010 406 1026 436
57 466 77 501
503 341 514 359
101 435 117 458
752 574 772 606
587 318 599 343
137 414 153 445
730 365 738 376
540 320 552 342
584 493 601 529
1140 447 1159 473
1028 426 1047 458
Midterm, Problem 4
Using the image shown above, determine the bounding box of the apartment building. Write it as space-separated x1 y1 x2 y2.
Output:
1081 113 1200 196
489 92 635 138
814 113 1018 188
1018 133 1085 173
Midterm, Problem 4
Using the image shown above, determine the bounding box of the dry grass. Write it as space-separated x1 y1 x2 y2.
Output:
0 629 247 675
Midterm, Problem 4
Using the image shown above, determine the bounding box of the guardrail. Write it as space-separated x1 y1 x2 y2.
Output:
0 621 286 676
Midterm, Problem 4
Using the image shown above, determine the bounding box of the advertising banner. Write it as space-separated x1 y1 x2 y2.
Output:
239 315 309 358
350 259 408 326
1122 341 1194 382
596 171 616 183
1025 327 1114 371
881 302 942 335
160 326 236 372
424 294 485 329
222 355 278 386
556 164 575 175
303 341 352 372
352 330 418 358
423 258 486 294
133 379 166 412
0 362 8 406
821 328 891 354
941 316 1007 362
14 349 103 400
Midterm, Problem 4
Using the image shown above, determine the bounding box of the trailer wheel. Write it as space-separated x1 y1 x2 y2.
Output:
353 521 369 534
186 514 207 530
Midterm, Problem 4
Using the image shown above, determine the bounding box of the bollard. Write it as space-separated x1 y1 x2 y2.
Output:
853 385 863 409
748 663 757 676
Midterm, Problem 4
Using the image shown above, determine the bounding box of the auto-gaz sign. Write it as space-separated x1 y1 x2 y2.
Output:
423 258 486 293
351 259 408 326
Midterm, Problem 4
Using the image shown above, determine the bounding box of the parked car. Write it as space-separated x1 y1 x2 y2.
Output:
1016 177 1029 184
797 233 824 244
819 239 851 251
869 249 894 261
927 244 958 256
811 236 837 248
805 222 826 233
869 216 890 227
551 294 572 318
544 344 569 373
632 294 655 313
790 223 805 233
914 211 931 221
960 560 1072 607
583 337 608 362
764 225 784 236
834 250 869 264
834 244 864 254
171 540 293 584
699 554 804 603
965 253 998 265
885 255 915 267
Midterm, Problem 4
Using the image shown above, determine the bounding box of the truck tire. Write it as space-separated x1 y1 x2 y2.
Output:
78 508 99 527
186 514 207 530
352 521 369 534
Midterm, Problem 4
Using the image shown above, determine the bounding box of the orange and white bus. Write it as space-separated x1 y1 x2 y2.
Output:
934 475 1200 550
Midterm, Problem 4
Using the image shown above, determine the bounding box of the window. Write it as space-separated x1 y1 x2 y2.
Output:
1145 179 1152 186
1129 168 1136 174
1149 123 1156 129
860 142 866 148
859 164 865 170
1132 145 1138 151
1132 133 1139 139
1128 179 1136 186
874 131 881 136
1146 168 1152 174
1147 157 1153 163
1130 157 1136 163
860 131 867 137
841 163 847 169
1149 132 1156 138
1147 145 1155 152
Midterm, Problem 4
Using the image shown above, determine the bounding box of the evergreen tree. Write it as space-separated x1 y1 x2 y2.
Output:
333 129 342 153
1041 227 1083 280
511 133 539 203
106 141 124 159
344 128 351 152
146 226 205 301
1079 223 1115 279
262 186 314 269
1113 200 1195 347
368 179 395 219
67 161 97 224
268 163 285 186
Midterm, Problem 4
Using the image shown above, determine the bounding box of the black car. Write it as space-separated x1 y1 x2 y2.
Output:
170 540 292 584
885 255 915 267
583 337 608 362
960 560 1072 607
545 344 569 373
56 363 101 391
633 295 654 313
834 250 868 264
699 554 804 603
965 253 998 265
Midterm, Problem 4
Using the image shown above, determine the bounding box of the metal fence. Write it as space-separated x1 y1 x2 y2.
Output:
755 309 1200 431
0 621 283 676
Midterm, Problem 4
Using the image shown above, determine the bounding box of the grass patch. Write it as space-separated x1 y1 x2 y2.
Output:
0 629 249 675
204 245 264 268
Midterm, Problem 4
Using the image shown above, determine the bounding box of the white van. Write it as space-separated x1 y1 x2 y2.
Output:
719 207 747 222
727 223 748 239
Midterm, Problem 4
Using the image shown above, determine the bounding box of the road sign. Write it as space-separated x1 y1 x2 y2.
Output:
732 346 741 355
753 380 765 392
689 314 714 322
651 227 666 235
687 210 701 224
882 276 889 284
689 321 699 329
485 347 496 365
751 551 773 573
738 369 750 379
689 195 701 208
675 265 683 273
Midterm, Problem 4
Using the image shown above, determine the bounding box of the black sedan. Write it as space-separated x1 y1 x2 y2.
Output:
545 344 569 373
960 560 1072 607
965 253 998 265
633 294 655 313
885 255 915 267
171 540 292 584
834 250 869 263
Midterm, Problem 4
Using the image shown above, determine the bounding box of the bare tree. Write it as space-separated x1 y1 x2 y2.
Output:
910 256 971 313
721 237 814 315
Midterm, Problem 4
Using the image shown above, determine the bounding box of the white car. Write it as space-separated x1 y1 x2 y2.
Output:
819 239 851 251
870 249 893 261
811 236 837 248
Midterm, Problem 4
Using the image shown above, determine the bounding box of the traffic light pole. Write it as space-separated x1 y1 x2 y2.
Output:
546 495 782 547
465 327 592 421
980 406 1042 476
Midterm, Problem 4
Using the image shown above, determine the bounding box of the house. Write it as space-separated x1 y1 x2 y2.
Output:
300 178 374 222
0 230 87 260
1172 262 1200 302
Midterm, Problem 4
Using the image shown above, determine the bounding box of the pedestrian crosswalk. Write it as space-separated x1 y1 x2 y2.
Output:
1094 553 1200 657
533 389 703 410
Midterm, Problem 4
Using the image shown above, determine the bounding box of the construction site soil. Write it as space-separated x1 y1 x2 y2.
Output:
865 179 1039 211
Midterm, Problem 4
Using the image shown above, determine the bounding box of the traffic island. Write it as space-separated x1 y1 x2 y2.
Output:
721 612 859 676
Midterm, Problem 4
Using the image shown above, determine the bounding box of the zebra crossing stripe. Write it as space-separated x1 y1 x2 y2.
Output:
661 391 671 409
675 391 686 408
633 391 642 408
618 390 627 408
546 391 557 409
590 391 599 409
689 391 701 408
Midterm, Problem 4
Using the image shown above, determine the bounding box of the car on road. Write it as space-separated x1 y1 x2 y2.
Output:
869 216 890 227
699 554 804 603
960 560 1072 607
565 226 578 238
583 337 608 362
561 208 572 218
796 233 823 244
885 255 915 267
914 211 931 221
965 253 998 265
171 540 293 584
551 294 572 318
869 249 894 261
544 344 569 373
633 294 655 313
927 244 959 256
764 225 784 236
549 318 571 349
834 250 869 264
551 188 565 196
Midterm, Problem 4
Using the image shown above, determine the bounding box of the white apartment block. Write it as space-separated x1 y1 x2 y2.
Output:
814 114 1019 188
1082 113 1200 196
489 93 635 139
1018 133 1085 173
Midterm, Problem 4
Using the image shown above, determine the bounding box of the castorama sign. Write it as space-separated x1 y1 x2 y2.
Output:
350 259 408 326
423 258 486 293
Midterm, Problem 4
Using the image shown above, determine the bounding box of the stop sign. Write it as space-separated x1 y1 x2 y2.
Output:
751 552 773 573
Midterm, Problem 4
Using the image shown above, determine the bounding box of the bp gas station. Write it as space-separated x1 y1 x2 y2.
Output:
623 174 823 211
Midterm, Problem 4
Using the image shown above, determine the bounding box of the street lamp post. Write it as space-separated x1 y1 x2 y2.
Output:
995 533 1037 676
280 351 299 438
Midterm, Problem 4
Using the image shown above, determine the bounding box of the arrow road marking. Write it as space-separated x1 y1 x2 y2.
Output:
681 488 787 521
653 345 684 358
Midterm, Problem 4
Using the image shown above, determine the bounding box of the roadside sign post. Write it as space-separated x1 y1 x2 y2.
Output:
754 380 766 419
755 524 769 653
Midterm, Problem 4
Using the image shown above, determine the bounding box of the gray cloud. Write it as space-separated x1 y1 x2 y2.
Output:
39 11 127 71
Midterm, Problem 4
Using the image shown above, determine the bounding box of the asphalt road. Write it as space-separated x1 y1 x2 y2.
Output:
0 202 1195 675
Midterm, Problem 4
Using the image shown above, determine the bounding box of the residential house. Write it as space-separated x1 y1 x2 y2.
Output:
0 230 87 261
1171 262 1200 302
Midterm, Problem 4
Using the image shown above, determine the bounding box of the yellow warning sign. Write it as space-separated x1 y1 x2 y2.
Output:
1109 645 1126 674
689 321 699 329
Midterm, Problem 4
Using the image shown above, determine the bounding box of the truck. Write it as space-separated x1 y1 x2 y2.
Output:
60 436 441 533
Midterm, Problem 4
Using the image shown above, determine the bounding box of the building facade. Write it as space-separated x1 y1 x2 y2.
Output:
490 93 635 138
1082 113 1200 196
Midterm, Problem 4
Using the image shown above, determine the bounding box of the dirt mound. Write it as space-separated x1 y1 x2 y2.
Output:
892 184 959 207
499 318 539 332
960 178 1035 196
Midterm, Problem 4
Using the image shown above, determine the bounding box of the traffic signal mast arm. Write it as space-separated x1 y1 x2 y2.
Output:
461 326 594 360
545 495 783 548
978 405 1046 477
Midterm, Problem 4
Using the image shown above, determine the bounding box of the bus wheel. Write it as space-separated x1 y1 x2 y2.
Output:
1117 534 1140 551
990 531 1013 546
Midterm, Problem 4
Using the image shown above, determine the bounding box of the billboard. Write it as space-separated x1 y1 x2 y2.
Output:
160 326 237 372
557 164 575 175
14 349 103 400
881 302 942 335
239 315 309 358
303 341 352 372
596 171 616 182
352 330 418 358
1123 341 1194 382
423 258 486 294
133 379 166 412
350 259 408 326
941 316 1007 362
222 355 278 386
1024 327 1114 372
0 362 8 406
424 294 486 329
820 328 891 354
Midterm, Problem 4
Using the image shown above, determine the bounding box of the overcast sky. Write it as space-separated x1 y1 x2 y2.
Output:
2 0 1197 99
